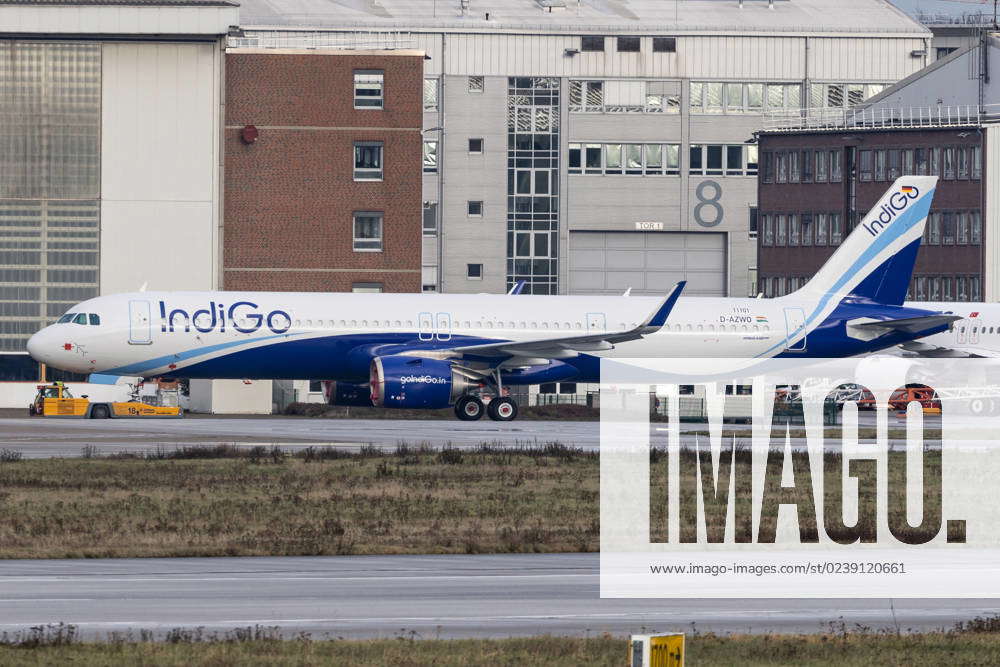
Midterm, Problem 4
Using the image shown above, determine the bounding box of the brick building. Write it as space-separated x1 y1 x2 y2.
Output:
757 126 985 301
224 48 424 293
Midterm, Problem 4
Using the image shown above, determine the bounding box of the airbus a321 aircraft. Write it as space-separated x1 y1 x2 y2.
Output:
29 176 958 421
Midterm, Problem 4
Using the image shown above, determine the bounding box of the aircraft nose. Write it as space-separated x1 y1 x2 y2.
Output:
26 329 44 362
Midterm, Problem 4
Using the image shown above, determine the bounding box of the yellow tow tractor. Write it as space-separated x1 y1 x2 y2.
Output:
28 381 183 419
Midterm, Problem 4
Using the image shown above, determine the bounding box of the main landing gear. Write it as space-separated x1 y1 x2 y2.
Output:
453 395 519 422
453 369 519 422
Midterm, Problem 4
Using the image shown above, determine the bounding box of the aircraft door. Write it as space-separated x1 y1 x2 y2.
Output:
957 320 967 345
128 300 152 345
783 307 807 352
418 312 434 341
971 320 981 345
435 312 452 341
586 312 606 333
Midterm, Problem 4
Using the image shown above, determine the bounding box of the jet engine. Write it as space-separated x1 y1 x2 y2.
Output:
326 381 374 407
370 356 474 409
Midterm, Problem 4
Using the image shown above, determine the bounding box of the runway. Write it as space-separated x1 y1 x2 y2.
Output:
0 554 994 640
0 411 922 458
0 416 600 458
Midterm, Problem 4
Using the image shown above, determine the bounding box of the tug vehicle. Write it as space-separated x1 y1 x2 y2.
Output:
28 381 183 419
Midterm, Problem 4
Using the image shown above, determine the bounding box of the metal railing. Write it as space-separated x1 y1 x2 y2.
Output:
228 30 415 51
761 104 1000 132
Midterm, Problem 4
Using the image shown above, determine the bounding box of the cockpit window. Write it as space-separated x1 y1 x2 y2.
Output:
89 314 100 326
73 313 88 325
57 313 75 324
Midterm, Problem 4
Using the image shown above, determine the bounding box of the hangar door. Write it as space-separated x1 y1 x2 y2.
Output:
568 231 726 296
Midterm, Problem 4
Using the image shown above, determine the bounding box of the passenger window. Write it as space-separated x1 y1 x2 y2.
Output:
89 314 100 325
58 313 75 324
73 313 87 325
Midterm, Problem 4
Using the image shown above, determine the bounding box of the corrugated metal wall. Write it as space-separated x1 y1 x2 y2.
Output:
429 33 924 81
100 42 221 295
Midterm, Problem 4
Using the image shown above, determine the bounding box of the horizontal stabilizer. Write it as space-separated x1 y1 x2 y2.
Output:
851 314 961 334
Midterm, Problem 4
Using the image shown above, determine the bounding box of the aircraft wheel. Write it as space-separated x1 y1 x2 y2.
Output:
91 404 110 419
969 398 987 416
487 397 518 422
28 404 36 417
455 396 485 421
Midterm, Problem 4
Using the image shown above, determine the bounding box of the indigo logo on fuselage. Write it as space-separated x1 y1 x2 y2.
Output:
159 301 291 335
861 186 920 238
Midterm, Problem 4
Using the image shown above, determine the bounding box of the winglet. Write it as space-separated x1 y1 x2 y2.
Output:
508 280 526 295
642 281 686 330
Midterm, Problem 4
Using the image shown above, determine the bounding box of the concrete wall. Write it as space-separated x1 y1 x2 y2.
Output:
439 74 508 294
189 379 273 414
100 41 222 294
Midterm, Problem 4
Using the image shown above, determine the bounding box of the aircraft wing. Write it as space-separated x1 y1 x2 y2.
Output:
426 281 685 363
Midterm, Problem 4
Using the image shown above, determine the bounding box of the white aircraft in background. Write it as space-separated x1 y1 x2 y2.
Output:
897 302 1000 357
28 177 958 421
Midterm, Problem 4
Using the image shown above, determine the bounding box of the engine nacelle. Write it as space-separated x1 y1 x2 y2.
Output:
326 381 373 407
370 356 472 409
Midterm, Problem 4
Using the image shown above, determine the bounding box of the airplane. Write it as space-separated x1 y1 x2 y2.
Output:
896 302 1000 358
27 176 959 422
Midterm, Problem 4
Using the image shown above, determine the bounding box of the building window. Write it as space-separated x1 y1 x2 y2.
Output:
787 213 799 246
762 152 774 183
353 70 384 109
830 213 843 245
468 76 484 93
422 202 438 236
468 138 484 154
691 81 800 114
815 151 828 182
652 37 676 53
859 150 873 182
971 210 982 244
423 78 439 110
801 149 813 182
943 146 956 179
749 206 758 238
775 214 787 246
829 150 843 182
422 140 438 173
689 145 755 177
354 142 383 180
762 214 774 246
352 212 383 252
957 146 970 180
809 82 886 109
929 147 941 176
581 35 605 52
569 79 678 113
467 263 483 280
352 283 383 293
568 142 680 175
467 200 483 217
617 36 640 52
973 145 983 179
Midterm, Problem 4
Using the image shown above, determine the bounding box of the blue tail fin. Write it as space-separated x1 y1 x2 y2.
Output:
792 176 938 307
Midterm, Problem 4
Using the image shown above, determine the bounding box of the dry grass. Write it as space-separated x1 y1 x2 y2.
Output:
3 621 1000 666
0 444 599 559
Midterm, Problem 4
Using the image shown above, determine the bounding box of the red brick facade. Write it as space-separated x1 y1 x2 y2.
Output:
757 127 986 301
224 50 424 293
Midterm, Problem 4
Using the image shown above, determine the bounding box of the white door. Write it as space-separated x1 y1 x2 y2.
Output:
418 312 434 341
435 312 452 341
586 312 606 333
783 307 806 352
128 300 152 345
